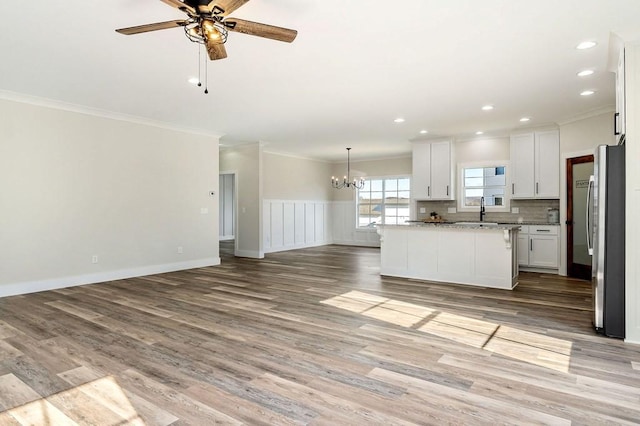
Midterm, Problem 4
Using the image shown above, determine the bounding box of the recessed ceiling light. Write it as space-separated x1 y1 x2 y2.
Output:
580 90 595 96
519 117 531 122
482 105 494 111
188 77 200 85
576 41 597 50
577 69 594 77
475 131 484 135
420 130 428 134
394 118 405 123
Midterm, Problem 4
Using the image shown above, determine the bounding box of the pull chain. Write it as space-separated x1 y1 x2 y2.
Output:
197 44 202 87
204 55 209 94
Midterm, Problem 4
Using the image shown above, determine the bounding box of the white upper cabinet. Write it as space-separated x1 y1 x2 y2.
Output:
510 133 535 198
411 142 431 199
534 130 560 198
510 130 559 199
411 139 454 200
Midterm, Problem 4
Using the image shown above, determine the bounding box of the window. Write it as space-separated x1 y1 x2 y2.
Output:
462 166 507 208
358 177 410 227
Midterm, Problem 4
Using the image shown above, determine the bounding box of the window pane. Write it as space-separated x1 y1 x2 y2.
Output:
464 168 483 178
359 191 372 201
462 166 506 209
370 192 383 203
465 177 484 187
357 177 411 228
385 179 398 191
398 178 410 191
385 192 399 205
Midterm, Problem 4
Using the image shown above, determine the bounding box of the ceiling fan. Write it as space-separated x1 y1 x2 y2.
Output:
115 0 298 60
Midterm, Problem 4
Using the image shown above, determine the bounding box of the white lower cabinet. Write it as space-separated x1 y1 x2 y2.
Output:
518 225 559 270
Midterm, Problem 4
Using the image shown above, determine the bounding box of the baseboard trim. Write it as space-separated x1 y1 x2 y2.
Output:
332 240 381 248
0 257 221 298
264 241 331 254
234 249 264 259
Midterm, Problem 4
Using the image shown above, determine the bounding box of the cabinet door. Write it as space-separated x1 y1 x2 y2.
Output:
510 133 535 198
535 130 560 198
529 235 559 268
430 141 452 199
411 143 431 199
517 234 529 266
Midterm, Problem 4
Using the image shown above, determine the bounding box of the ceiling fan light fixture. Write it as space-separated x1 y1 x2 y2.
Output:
202 19 226 43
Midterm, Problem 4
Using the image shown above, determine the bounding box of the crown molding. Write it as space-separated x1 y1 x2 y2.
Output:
0 89 222 139
556 105 615 126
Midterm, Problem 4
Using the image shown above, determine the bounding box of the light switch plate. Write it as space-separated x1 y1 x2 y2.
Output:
511 207 520 214
200 208 209 214
447 207 457 213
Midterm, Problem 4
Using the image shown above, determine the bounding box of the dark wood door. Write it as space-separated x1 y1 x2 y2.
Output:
566 155 594 280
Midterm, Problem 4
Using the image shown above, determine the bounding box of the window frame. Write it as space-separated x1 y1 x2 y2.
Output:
356 175 411 228
457 161 510 212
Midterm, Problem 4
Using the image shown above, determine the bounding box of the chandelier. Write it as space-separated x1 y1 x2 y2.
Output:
332 148 365 189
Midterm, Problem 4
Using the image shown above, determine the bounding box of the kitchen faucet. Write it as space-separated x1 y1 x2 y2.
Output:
480 196 486 222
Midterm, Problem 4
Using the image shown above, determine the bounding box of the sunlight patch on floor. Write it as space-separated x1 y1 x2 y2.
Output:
321 290 572 373
1 375 144 425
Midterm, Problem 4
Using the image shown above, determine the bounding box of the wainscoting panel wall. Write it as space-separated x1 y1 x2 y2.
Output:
263 200 332 253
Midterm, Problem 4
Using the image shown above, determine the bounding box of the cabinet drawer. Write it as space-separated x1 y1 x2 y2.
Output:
529 225 558 235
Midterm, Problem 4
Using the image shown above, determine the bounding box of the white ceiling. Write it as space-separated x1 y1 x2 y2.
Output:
1 0 639 161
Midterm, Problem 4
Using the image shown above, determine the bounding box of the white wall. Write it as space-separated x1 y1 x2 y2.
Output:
263 152 333 200
625 41 640 344
455 136 510 163
0 98 220 297
558 111 616 276
220 144 263 258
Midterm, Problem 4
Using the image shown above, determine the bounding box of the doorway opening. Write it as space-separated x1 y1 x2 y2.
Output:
219 172 236 260
566 155 594 280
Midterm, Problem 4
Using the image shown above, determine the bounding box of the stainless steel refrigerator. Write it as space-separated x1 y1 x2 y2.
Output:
588 143 625 338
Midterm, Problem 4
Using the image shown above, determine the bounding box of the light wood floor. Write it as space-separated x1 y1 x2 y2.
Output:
1 243 639 425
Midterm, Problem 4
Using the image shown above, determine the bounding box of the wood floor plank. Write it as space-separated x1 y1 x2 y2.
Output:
0 243 638 424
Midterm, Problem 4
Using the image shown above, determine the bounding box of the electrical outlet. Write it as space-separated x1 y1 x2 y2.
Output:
92 255 98 264
511 207 520 214
177 246 183 254
200 207 209 214
419 207 426 214
447 207 457 213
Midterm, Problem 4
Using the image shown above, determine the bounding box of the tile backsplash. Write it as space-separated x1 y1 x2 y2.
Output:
416 199 560 223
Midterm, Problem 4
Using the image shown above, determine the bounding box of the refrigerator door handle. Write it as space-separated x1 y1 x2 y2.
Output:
587 175 594 255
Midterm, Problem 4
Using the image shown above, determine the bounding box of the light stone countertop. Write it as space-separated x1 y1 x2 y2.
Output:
377 223 522 231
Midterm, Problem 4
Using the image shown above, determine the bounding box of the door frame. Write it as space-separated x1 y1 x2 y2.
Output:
566 154 594 280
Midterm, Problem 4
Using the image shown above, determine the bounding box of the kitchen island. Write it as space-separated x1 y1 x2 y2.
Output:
376 223 521 290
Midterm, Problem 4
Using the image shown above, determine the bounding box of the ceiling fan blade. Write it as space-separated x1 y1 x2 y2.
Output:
159 0 196 15
206 40 228 60
224 18 297 43
116 20 187 35
214 0 250 16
